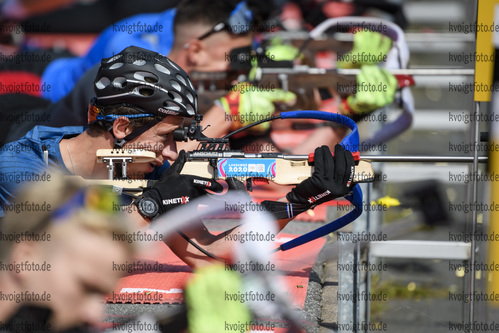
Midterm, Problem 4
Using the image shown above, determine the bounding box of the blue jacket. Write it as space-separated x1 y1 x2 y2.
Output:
41 9 176 102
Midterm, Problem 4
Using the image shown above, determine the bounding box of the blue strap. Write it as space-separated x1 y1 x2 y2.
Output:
279 185 363 251
278 110 363 251
280 110 359 152
96 113 155 121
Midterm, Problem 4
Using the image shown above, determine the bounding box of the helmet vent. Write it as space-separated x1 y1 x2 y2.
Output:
139 88 155 96
133 59 147 66
176 74 186 85
186 91 194 103
170 80 181 92
154 63 170 74
109 62 124 70
169 91 183 103
166 58 179 70
163 101 181 111
106 54 122 63
95 77 111 89
113 77 127 88
134 71 159 83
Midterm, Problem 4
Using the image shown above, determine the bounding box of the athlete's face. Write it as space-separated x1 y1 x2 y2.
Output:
20 225 128 331
123 116 184 178
191 32 253 72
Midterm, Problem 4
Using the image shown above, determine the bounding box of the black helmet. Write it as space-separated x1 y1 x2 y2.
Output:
93 45 197 118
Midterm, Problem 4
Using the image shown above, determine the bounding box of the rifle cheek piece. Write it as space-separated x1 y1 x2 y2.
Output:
260 200 313 220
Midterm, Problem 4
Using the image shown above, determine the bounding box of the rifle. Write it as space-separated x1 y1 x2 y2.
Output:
176 112 374 191
74 111 375 197
191 65 356 113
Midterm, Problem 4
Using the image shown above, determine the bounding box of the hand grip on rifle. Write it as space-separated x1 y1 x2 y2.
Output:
286 145 355 205
141 151 223 216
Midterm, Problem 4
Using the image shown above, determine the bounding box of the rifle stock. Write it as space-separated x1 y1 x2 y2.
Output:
71 149 374 196
180 153 374 185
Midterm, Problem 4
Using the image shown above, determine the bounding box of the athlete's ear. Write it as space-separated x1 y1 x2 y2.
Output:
112 117 132 139
9 240 38 286
185 39 206 67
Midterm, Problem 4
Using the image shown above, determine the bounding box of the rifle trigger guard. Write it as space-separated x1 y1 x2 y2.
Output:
245 178 252 192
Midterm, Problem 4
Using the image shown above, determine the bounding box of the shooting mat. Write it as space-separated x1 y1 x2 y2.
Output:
105 233 326 308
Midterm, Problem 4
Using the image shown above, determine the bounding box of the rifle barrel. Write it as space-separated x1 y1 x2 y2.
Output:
284 155 487 163
337 68 474 76
260 67 474 76
359 155 488 163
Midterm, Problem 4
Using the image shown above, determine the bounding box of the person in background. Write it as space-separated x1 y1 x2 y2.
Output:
0 173 137 332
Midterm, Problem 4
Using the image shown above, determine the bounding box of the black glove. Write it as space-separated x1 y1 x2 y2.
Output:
286 145 355 205
142 150 223 215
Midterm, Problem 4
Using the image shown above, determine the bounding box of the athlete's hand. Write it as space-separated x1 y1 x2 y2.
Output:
340 65 397 116
142 150 223 215
337 31 392 69
286 145 355 205
216 83 296 135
